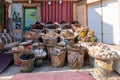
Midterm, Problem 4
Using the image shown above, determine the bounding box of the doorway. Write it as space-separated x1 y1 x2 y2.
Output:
23 7 37 33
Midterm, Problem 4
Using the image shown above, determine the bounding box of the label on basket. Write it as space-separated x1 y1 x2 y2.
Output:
53 49 61 55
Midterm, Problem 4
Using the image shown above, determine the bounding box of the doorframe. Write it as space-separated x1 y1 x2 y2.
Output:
23 7 37 33
21 3 41 35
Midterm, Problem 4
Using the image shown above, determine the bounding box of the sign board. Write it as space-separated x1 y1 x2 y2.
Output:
87 0 100 4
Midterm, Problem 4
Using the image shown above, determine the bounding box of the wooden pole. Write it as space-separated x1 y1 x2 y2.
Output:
100 0 103 43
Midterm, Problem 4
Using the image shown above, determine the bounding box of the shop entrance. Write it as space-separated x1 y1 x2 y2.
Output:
23 7 37 33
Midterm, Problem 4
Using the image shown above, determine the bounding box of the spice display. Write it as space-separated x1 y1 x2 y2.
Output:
42 32 58 38
88 43 120 77
61 29 74 38
76 27 97 42
33 49 47 58
42 32 58 46
88 44 120 60
24 31 38 40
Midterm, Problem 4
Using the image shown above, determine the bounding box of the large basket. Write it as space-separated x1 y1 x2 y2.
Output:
67 47 85 69
51 47 66 67
94 59 113 77
19 53 35 73
12 51 21 66
34 58 43 68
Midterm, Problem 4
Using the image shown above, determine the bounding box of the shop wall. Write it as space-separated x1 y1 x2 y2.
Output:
87 0 120 45
12 3 22 30
88 2 102 42
102 0 120 44
76 4 85 26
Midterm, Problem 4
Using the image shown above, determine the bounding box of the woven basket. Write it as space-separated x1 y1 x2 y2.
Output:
0 42 4 49
94 59 113 77
34 58 43 68
12 51 21 66
19 53 35 73
51 46 66 67
67 47 85 69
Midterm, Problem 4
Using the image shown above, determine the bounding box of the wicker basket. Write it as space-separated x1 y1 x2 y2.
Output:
0 42 4 49
34 58 43 68
12 51 21 66
51 46 66 67
67 47 85 69
19 53 35 72
94 59 113 77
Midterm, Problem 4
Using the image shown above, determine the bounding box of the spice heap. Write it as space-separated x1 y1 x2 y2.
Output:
88 43 120 60
33 49 47 58
61 30 74 38
42 32 58 38
24 31 38 40
77 26 97 42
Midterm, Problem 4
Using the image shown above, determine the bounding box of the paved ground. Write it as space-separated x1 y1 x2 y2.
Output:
0 44 120 80
0 60 120 80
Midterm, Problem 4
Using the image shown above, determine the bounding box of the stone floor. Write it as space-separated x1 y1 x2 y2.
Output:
0 60 120 80
0 44 120 80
